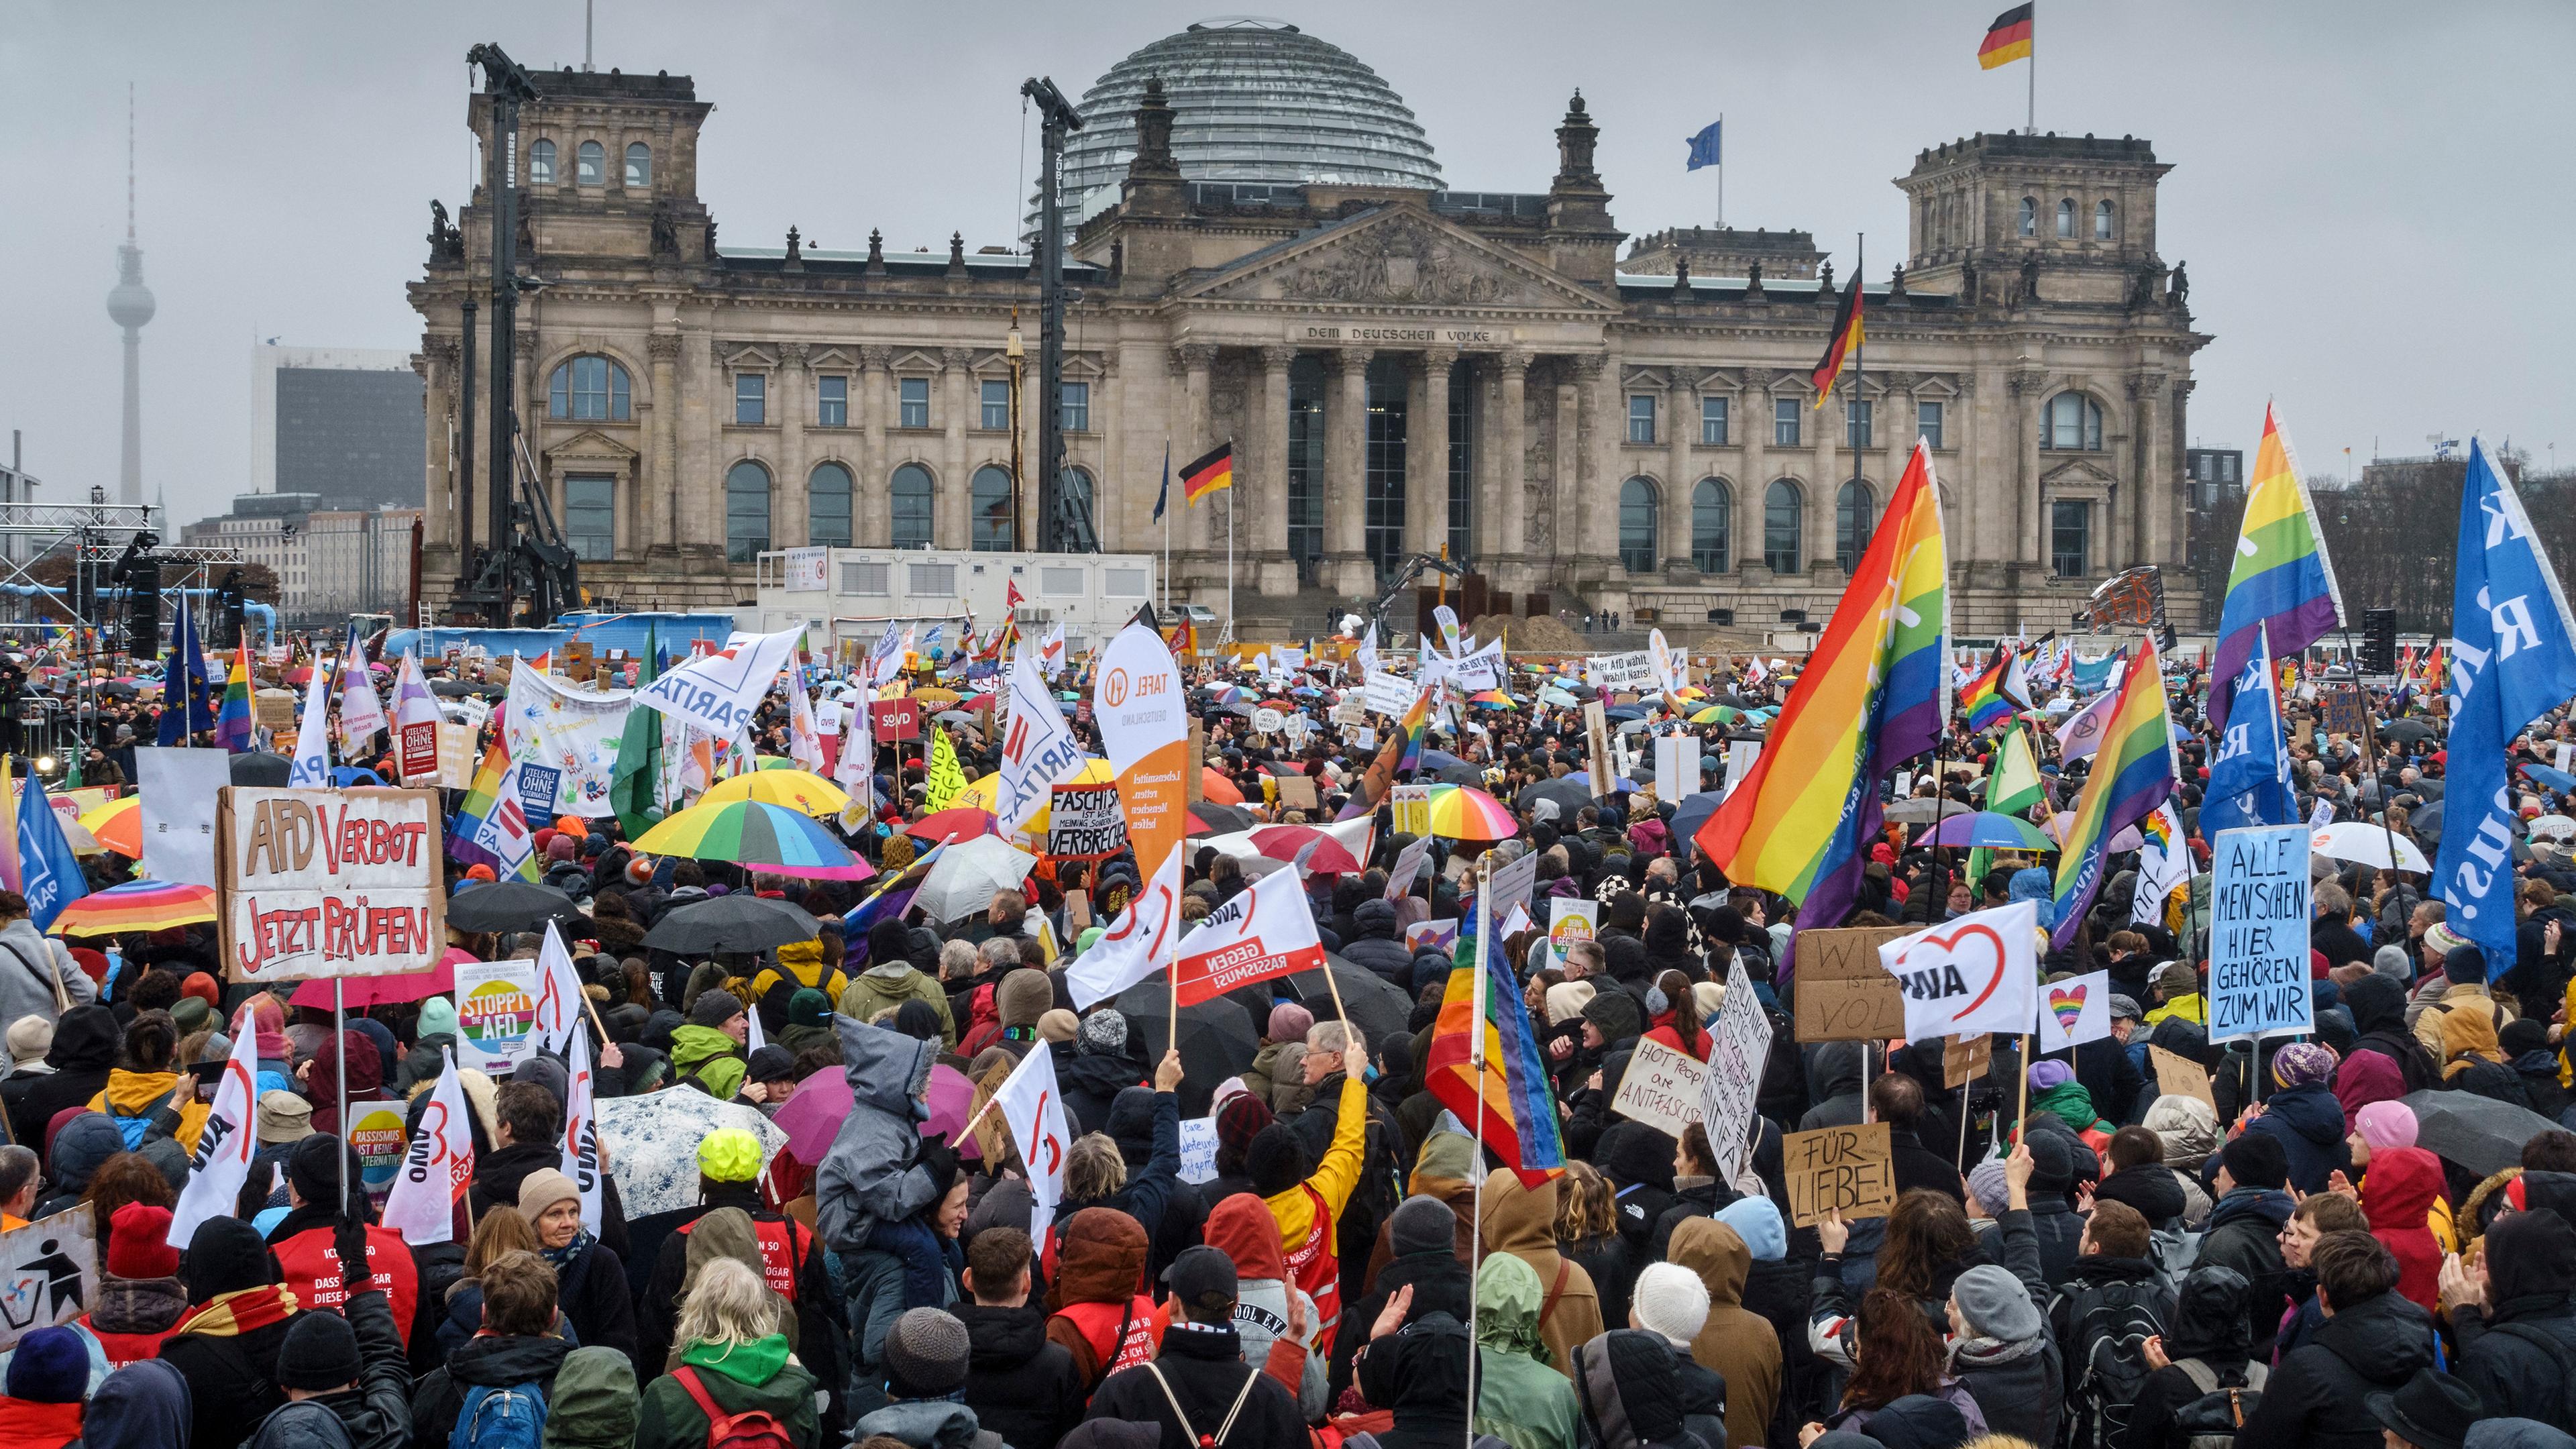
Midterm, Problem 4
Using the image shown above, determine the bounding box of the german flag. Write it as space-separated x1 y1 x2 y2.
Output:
1979 3 2033 68
1179 442 1234 504
1809 278 1863 409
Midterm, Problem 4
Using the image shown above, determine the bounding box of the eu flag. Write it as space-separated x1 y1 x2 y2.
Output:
1150 445 1171 523
1686 121 1721 171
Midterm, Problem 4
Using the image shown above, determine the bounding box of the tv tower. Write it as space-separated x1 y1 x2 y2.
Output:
105 85 154 506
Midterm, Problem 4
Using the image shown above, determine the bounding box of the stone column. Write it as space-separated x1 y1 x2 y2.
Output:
857 347 890 545
646 333 681 553
777 342 809 549
1324 350 1371 594
2010 370 2047 566
1884 378 1914 490
939 348 971 549
421 339 458 553
1256 347 1297 596
678 328 720 561
1666 376 1694 573
1174 344 1216 562
1572 354 1609 571
1552 362 1581 580
1813 386 1842 576
1413 350 1454 559
1495 353 1529 569
2129 371 2169 569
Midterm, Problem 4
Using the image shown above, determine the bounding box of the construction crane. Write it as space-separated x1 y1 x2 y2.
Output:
1364 552 1466 643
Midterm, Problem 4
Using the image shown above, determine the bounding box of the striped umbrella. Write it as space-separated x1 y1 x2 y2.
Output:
1424 784 1517 841
634 798 861 874
702 768 852 818
80 796 141 858
49 879 216 936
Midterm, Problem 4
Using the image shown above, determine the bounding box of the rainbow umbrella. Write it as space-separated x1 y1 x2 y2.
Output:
1688 705 1743 725
1466 690 1518 710
80 796 141 857
48 879 215 936
635 798 859 873
702 768 852 818
1424 784 1517 842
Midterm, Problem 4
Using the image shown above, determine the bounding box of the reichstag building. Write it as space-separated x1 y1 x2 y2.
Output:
409 18 2207 633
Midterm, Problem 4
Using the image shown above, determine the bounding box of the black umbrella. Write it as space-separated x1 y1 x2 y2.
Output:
1281 955 1412 1049
231 752 290 787
447 880 586 934
1431 763 1484 787
644 894 818 955
1668 790 1727 845
2398 1089 2564 1178
431 680 505 698
1189 802 1257 835
2380 718 2436 746
1110 981 1258 1118
2412 798 2445 843
1516 776 1596 816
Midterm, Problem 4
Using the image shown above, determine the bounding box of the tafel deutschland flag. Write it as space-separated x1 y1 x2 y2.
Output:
1979 3 2033 68
1180 442 1234 504
1809 278 1863 409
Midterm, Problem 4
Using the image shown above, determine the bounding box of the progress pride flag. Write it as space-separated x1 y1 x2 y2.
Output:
1172 863 1326 1006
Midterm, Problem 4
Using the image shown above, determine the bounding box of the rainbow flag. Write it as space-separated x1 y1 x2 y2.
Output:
450 735 518 874
1960 649 2019 732
1337 681 1433 822
2206 403 2342 735
1697 440 1948 952
2050 638 2178 949
216 641 254 753
1424 934 1564 1186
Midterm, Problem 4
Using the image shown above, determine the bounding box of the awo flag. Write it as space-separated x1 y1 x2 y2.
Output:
529 922 588 1055
380 1049 473 1244
168 1009 261 1244
632 626 802 737
2036 968 2113 1053
1171 864 1327 1006
1876 899 2039 1041
1064 843 1182 1010
559 1027 604 1236
989 1038 1073 1243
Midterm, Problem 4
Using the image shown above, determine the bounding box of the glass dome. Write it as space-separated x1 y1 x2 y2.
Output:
1038 19 1444 235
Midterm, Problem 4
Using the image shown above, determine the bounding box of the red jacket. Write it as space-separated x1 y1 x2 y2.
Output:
271 1225 419 1345
2362 1146 2447 1313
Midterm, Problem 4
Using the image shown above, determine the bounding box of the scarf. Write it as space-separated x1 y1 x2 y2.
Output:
1948 1331 2048 1371
541 1231 593 1274
175 1284 298 1338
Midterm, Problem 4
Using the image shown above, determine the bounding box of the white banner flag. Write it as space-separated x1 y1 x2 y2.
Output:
2132 803 2192 925
288 655 333 786
530 922 589 1056
786 669 827 774
2036 968 2115 1053
632 626 803 737
1878 899 2041 1041
1171 863 1328 1006
380 1049 474 1244
1064 845 1183 1010
989 1038 1074 1243
168 1008 262 1246
337 624 388 753
561 1027 604 1236
997 651 1086 841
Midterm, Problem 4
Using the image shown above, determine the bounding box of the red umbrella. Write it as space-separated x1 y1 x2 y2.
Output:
905 806 996 842
1247 825 1360 874
289 956 458 1009
963 692 998 712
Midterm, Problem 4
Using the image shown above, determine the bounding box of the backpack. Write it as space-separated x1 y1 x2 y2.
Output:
2147 1222 2200 1295
674 1366 796 1449
449 1383 549 1449
2172 1357 2267 1449
2056 1274 2175 1449
1138 1358 1261 1449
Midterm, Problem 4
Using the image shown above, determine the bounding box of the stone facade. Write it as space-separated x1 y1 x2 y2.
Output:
409 58 2206 635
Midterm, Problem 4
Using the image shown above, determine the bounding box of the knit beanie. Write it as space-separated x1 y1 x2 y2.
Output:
2355 1100 2418 1150
517 1168 582 1222
2271 1040 2338 1089
1216 1092 1273 1157
2155 961 2198 998
2220 1132 2288 1191
1389 1195 1456 1257
417 996 461 1041
996 970 1053 1030
2504 1018 2554 1058
2372 945 2412 983
4 1327 87 1404
883 1307 972 1398
1267 1002 1315 1044
1966 1158 2012 1217
690 991 746 1029
1630 1261 1711 1347
1247 1123 1306 1197
2444 944 2487 985
107 1203 181 1281
286 1134 361 1209
1951 1264 2045 1342
2027 1059 2074 1091
276 1308 364 1391
4 1016 49 1067
1036 1009 1079 1044
1077 1009 1128 1057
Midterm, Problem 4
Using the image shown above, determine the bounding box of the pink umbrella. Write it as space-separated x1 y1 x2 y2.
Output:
774 1058 983 1162
1246 824 1362 875
290 953 459 1009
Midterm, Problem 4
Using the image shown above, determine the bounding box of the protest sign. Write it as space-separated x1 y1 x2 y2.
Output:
1782 1123 1897 1228
517 764 564 824
2322 687 2366 739
1389 784 1433 839
1177 1117 1218 1185
869 696 922 743
503 661 630 816
1584 702 1613 799
1701 958 1772 1186
2206 824 2314 1042
1791 926 1917 1042
1275 773 1318 811
436 723 478 788
347 1102 412 1208
452 957 541 1073
1046 784 1126 860
1364 673 1419 718
1548 898 1599 971
1403 919 1459 957
138 745 228 890
1878 901 2040 1040
1587 651 1656 691
1332 698 1370 727
1611 1036 1709 1140
1250 707 1284 735
2150 1044 2216 1109
1723 740 1762 796
0 1205 98 1350
1384 834 1433 901
1655 735 1697 804
220 788 445 982
1943 1033 1992 1089
2037 969 2114 1053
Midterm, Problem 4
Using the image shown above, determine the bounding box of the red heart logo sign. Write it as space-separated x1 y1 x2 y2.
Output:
1902 922 2011 1024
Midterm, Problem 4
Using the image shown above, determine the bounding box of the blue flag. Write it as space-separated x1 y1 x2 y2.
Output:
2201 627 2297 835
16 771 88 933
157 600 217 745
1686 121 1721 171
1151 445 1170 523
2436 438 2576 979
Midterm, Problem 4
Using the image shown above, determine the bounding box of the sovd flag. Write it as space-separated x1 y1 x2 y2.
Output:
2036 968 2113 1053
288 655 333 786
15 772 87 933
337 621 388 753
1876 899 2039 1040
169 1008 262 1245
2436 437 2576 975
380 1049 474 1245
1171 865 1328 1006
989 1034 1073 1243
560 1027 604 1236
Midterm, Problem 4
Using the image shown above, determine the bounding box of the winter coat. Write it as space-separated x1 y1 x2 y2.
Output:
158 1285 301 1449
1201 1195 1328 1421
851 1399 996 1449
837 965 956 1048
2243 1081 2353 1195
1977 1132 2090 1286
2345 975 2441 1092
1066 1087 1185 1257
1044 1208 1158 1391
639 1336 822 1449
955 1303 1085 1449
1342 899 1415 987
1335 1241 1474 1405
466 1142 631 1268
1355 1309 1476 1449
0 919 93 1038
248 1289 409 1449
77 1357 189 1449
541 1347 637 1449
1670 1217 1780 1449
637 1196 829 1381
1 1005 112 1149
1800 1040 1868 1131
1477 1175 1603 1379
1057 1050 1142 1139
2451 1207 2576 1432
237 1404 335 1449
1085 1322 1304 1449
2359 1146 2447 1313
1644 1178 1735 1265
407 1332 573 1449
2192 1187 2296 1362
76 1275 189 1371
2235 1289 2437 1449
813 1018 942 1254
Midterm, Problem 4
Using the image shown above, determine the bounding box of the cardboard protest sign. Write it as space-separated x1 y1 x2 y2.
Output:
1781 1123 1898 1228
2206 824 2314 1042
1046 784 1126 860
1363 672 1419 717
1611 1036 1709 1140
436 723 478 789
219 788 445 982
0 1206 96 1350
1878 900 2039 1040
1583 702 1614 799
1791 926 1918 1042
452 957 541 1073
1701 959 1772 1186
2151 1044 2216 1109
1177 1117 1218 1185
1389 784 1432 839
1275 773 1318 811
1943 1033 1993 1089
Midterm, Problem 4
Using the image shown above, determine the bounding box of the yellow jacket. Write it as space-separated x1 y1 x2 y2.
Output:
1265 1073 1366 1261
91 1068 212 1152
2145 991 2206 1027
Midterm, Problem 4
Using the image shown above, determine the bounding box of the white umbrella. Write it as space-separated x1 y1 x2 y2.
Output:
2532 814 2576 842
595 1091 785 1217
912 834 1038 923
2310 822 2432 873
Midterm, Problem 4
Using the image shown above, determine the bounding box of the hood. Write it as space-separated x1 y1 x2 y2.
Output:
2466 1421 2576 1449
84 1357 187 1449
2264 1080 2349 1146
1106 1087 1158 1163
1667 1218 1751 1306
543 1346 641 1449
2334 1049 2408 1126
250 1401 349 1449
2344 973 2410 1035
101 1067 182 1118
2143 1093 2221 1170
1809 1039 1866 1102
2487 1206 2576 1307
684 1208 767 1296
2444 1004 2506 1067
2207 1187 2296 1234
1058 1052 1142 1099
309 1028 384 1099
1354 898 1399 940
957 1302 1051 1370
2311 1287 2435 1379
1862 1395 1972 1449
680 1332 790 1387
51 1111 125 1195
2165 1265 2254 1362
44 1005 116 1073
1715 1196 1787 1262
2094 1163 2187 1225
1048 1205 1148 1308
452 1330 574 1388
1474 1252 1549 1363
1599 1122 1675 1193
2361 1146 2445 1229
1412 1128 1479 1195
834 1015 938 1116
1204 1195 1287 1281
856 1400 985 1449
1476 1173 1560 1258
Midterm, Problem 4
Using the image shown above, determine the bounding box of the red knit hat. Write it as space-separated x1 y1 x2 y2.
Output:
107 1203 180 1280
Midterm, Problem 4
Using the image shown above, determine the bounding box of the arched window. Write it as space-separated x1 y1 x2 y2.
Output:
625 142 651 189
1061 468 1097 543
2094 200 2114 241
808 463 853 547
2017 197 2036 237
1764 480 1803 574
1690 479 1730 574
970 466 1015 550
547 356 631 422
2045 392 2104 451
529 140 557 186
576 140 605 185
1836 480 1876 572
724 461 770 563
890 465 934 548
1617 477 1658 574
2055 199 2076 238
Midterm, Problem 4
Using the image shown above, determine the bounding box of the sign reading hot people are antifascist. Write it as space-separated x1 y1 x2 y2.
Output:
220 787 447 981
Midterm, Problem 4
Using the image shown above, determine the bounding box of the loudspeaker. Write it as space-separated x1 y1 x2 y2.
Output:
124 558 162 657
2362 607 2398 674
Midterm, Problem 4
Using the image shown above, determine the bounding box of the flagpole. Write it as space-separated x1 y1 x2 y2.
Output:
2027 25 2036 135
1851 234 1866 513
1464 852 1490 1449
335 975 350 1220
1715 112 1724 228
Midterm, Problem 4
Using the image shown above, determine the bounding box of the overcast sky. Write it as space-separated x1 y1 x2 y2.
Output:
3 1 2569 532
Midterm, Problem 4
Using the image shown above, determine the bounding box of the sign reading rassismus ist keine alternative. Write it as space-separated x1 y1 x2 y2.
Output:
219 787 446 982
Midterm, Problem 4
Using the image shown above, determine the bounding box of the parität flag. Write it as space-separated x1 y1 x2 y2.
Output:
1809 276 1864 409
1979 3 2033 68
1180 443 1234 504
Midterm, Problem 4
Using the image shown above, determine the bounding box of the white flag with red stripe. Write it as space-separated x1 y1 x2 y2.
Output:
382 1049 474 1244
1171 862 1327 1007
989 1038 1073 1243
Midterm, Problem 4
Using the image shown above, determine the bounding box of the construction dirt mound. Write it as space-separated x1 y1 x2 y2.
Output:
1475 613 1585 653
